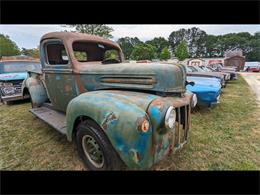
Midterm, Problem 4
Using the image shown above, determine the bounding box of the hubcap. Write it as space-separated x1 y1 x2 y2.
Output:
82 135 104 168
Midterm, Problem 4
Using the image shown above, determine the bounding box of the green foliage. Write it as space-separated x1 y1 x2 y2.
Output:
168 28 259 61
21 47 40 58
68 25 114 39
130 43 156 60
168 27 207 58
145 37 169 58
246 32 260 61
74 51 87 61
104 50 119 60
160 47 171 60
117 37 143 60
175 41 189 61
0 34 20 57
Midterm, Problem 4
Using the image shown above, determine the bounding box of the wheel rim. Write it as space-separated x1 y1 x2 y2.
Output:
82 135 104 168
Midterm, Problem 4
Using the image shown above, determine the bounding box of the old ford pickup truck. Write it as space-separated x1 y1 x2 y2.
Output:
24 32 196 170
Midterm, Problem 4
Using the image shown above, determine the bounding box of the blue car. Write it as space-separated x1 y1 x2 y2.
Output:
186 76 222 107
0 59 41 103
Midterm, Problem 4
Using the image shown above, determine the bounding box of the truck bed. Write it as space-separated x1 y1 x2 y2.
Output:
29 104 67 135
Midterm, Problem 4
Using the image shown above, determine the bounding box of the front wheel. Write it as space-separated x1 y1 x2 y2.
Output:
76 120 125 170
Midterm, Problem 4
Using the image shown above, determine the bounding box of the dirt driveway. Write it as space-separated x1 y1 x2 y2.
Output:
240 72 260 107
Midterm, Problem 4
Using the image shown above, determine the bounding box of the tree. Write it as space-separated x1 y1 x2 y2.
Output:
21 47 40 58
130 43 156 60
67 25 113 39
246 32 260 61
117 37 143 60
160 47 171 60
145 37 169 58
168 27 207 58
0 34 20 57
175 41 189 61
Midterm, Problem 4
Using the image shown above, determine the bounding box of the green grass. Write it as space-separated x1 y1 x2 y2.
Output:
1 75 260 170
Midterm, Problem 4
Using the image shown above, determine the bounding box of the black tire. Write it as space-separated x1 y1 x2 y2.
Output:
76 120 125 170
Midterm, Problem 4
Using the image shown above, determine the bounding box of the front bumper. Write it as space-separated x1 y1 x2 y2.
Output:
1 93 29 102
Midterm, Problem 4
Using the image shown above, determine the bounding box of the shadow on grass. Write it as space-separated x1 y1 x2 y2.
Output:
3 99 31 106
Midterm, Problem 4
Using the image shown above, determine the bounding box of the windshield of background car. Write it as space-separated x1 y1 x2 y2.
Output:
185 66 193 72
0 61 42 73
72 41 121 63
188 66 198 72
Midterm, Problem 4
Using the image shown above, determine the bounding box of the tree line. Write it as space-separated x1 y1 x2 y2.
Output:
1 25 259 61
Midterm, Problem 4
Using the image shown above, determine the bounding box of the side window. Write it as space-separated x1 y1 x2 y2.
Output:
45 42 69 65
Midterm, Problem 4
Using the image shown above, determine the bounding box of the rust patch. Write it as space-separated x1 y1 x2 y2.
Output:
74 73 87 94
102 112 117 130
150 99 164 112
136 117 149 132
64 84 72 92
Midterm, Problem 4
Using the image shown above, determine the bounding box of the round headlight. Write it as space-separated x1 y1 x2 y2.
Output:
165 106 176 129
191 94 197 108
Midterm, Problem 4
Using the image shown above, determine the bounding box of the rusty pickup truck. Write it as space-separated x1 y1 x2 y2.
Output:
24 32 196 170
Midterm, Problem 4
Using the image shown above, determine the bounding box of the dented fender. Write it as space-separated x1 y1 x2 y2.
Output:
66 90 159 169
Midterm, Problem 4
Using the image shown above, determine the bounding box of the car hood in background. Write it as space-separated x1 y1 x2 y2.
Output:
0 72 28 81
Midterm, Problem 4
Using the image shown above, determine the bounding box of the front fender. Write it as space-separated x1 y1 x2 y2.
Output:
25 73 48 107
66 90 158 169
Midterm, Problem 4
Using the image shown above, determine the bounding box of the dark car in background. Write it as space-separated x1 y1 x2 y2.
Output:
0 58 41 103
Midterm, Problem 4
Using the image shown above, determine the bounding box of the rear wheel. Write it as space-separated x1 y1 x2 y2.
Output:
76 120 125 170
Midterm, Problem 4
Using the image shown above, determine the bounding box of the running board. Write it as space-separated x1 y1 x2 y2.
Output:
29 106 67 135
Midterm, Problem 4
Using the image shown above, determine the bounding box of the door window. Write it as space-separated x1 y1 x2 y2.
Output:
45 41 69 65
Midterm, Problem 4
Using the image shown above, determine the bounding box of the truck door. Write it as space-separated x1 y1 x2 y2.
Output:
42 39 77 112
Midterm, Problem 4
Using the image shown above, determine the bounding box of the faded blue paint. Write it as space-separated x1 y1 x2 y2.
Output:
24 74 48 107
66 90 159 169
0 72 28 81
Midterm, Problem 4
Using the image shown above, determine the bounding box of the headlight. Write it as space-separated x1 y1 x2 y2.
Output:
191 94 197 108
165 106 176 129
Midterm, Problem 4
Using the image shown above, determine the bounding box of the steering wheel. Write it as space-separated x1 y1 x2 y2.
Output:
102 58 120 64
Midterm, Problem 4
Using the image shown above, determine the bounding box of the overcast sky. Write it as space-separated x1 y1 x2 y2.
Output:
0 25 259 49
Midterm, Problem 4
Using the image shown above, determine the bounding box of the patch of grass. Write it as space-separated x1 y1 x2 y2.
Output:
0 75 259 170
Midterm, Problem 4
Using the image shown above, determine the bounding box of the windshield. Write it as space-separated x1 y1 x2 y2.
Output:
72 41 121 64
187 66 199 72
185 66 194 72
0 61 41 73
200 66 211 72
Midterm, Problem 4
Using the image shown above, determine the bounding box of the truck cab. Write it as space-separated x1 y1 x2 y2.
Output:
25 32 196 170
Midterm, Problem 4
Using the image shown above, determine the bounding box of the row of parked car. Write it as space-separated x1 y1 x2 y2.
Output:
0 32 237 170
185 64 237 107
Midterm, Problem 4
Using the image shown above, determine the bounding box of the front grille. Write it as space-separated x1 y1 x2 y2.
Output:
0 80 23 96
175 104 190 147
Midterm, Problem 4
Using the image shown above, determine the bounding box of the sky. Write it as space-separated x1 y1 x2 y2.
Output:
0 25 259 49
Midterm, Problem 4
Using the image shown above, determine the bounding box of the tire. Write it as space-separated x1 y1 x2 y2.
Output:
76 120 125 170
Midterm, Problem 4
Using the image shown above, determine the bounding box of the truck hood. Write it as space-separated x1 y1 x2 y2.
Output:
77 62 186 94
0 72 28 81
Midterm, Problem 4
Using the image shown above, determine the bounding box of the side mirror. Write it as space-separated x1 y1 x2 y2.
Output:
186 81 195 86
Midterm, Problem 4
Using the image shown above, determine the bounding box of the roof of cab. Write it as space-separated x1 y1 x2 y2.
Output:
40 32 121 49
